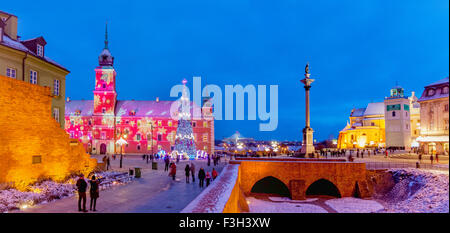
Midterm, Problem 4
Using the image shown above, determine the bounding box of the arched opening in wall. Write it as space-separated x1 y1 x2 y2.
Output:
251 176 291 198
306 179 341 198
100 143 107 154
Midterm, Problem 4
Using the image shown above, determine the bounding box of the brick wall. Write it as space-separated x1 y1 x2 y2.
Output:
0 75 96 189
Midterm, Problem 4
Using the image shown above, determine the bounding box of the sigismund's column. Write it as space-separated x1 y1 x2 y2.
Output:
300 63 315 156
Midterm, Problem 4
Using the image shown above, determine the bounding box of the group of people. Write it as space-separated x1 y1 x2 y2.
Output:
76 174 100 212
184 163 218 187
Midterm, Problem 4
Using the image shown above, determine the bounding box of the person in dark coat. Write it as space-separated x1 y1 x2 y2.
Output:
190 162 196 182
106 156 110 170
207 155 211 166
198 168 206 188
76 174 88 212
164 156 170 171
185 164 190 183
89 175 100 211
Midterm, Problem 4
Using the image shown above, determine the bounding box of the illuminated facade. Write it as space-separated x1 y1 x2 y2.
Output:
64 26 214 155
337 88 420 149
416 77 449 155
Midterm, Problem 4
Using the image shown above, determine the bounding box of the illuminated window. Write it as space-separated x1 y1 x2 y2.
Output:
168 120 173 127
53 79 60 96
101 132 106 140
37 44 43 57
203 133 208 142
53 108 60 123
6 67 16 78
30 70 37 84
136 134 141 141
203 121 208 128
158 121 162 126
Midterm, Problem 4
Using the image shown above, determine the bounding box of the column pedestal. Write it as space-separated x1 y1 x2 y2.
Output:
300 127 315 156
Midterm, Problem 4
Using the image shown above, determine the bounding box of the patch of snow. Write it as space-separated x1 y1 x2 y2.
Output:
247 197 327 213
379 168 449 213
268 196 318 203
325 198 385 213
0 171 133 213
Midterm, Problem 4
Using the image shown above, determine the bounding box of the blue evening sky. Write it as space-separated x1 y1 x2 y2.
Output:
3 1 449 141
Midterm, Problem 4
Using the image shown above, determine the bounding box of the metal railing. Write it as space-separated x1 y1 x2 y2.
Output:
366 162 449 171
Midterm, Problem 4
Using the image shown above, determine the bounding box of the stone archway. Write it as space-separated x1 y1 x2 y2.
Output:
251 176 291 197
306 179 341 198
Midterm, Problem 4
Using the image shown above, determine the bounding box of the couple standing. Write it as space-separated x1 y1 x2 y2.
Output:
76 174 100 212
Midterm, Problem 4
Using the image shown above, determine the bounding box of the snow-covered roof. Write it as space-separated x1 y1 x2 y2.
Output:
65 99 202 118
363 102 384 116
0 34 69 72
425 77 449 88
418 77 449 102
65 100 94 116
350 108 366 117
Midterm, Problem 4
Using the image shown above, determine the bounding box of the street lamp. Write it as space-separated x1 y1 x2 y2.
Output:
116 135 128 168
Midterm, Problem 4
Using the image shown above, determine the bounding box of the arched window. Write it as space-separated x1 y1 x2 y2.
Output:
392 111 396 117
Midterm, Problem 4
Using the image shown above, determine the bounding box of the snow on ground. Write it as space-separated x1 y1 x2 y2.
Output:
247 197 327 213
325 198 385 213
0 171 133 213
379 168 449 213
268 196 318 203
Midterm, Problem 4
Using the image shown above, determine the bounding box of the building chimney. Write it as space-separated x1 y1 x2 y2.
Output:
0 11 18 40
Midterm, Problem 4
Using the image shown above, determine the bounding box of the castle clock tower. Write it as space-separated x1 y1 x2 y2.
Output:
92 23 117 155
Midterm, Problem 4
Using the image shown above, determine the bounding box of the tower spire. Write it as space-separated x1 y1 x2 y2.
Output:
104 21 109 49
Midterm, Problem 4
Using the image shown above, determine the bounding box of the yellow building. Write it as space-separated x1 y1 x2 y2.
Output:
337 102 386 149
0 10 69 128
337 90 420 149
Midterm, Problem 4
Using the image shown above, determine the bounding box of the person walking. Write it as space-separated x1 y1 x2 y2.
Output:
207 155 211 166
198 168 206 188
76 174 88 212
106 156 110 170
212 168 218 181
418 153 422 162
89 175 100 211
185 164 190 183
170 162 177 180
430 155 434 165
385 149 388 158
164 156 170 172
190 162 196 182
205 171 211 187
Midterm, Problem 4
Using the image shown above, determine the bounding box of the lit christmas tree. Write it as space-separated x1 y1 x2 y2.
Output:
173 79 196 158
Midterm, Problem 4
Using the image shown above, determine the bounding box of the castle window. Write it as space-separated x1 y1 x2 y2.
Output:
53 108 60 123
32 155 42 164
37 44 44 57
442 87 449 94
102 84 106 89
371 122 375 126
137 145 141 151
136 134 141 141
203 121 208 128
30 70 37 84
158 121 162 126
157 134 162 141
101 132 106 140
6 67 16 78
53 79 60 96
102 107 106 113
192 122 196 127
392 111 396 117
168 121 173 127
203 133 208 142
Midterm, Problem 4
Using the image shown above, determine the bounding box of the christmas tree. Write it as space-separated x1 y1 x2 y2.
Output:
173 79 196 158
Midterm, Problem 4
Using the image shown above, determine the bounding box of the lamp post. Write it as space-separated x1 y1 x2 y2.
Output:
116 135 128 169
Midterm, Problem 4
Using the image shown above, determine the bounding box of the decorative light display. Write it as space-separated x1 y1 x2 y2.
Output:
173 79 196 157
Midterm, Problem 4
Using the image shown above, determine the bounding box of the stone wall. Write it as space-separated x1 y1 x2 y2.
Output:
0 75 96 189
237 160 371 199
